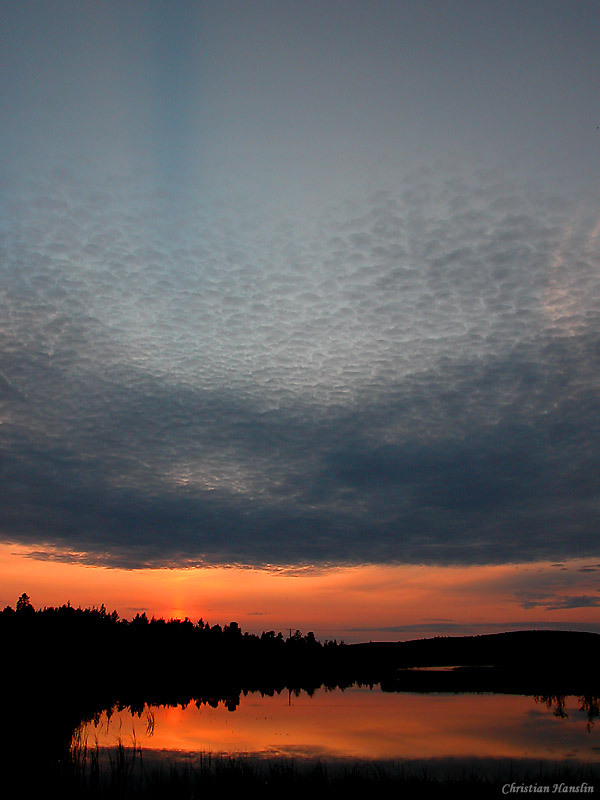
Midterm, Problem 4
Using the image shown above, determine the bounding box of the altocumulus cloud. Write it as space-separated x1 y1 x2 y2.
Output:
1 161 599 569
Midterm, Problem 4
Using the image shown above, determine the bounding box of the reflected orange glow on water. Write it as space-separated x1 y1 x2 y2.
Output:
79 689 600 762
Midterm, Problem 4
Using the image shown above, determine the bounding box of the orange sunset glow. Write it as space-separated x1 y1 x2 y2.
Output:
2 544 598 641
3 3 600 795
81 689 600 763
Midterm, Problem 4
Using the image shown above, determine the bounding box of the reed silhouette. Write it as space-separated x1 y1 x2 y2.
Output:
3 595 599 796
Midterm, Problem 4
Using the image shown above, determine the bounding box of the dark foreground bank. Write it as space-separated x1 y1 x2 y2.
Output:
36 742 600 800
4 594 600 694
3 596 599 798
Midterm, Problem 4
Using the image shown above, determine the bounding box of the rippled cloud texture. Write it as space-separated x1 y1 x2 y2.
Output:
1 1 599 569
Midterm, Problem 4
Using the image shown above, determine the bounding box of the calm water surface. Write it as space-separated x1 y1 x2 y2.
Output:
75 687 600 764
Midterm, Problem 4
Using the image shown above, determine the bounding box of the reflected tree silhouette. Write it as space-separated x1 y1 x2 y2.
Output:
534 695 600 731
2 593 600 792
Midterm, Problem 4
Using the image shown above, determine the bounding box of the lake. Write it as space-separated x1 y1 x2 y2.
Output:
74 687 600 771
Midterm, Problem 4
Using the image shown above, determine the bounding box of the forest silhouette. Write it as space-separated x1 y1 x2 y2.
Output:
3 592 599 793
4 592 600 699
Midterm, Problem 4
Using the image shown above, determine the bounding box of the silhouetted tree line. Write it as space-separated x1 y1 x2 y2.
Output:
2 593 363 777
2 594 354 699
3 593 600 788
4 595 600 697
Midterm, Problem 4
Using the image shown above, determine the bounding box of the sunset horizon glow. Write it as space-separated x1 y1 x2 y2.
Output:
2 2 599 649
2 544 598 643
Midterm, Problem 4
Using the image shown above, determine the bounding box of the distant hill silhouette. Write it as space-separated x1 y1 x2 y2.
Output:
350 629 600 667
3 595 598 697
348 630 600 694
2 596 599 792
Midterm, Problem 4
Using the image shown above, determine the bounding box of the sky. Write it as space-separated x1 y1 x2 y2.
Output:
1 1 599 640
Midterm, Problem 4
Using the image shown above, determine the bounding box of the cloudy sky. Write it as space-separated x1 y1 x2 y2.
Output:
1 1 599 634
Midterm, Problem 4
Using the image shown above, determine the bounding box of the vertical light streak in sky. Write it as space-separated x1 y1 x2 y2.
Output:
1 545 599 641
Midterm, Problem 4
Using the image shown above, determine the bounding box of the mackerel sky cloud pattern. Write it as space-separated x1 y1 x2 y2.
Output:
1 0 599 569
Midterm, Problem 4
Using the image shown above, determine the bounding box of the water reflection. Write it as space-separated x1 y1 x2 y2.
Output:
535 695 600 732
76 689 600 764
